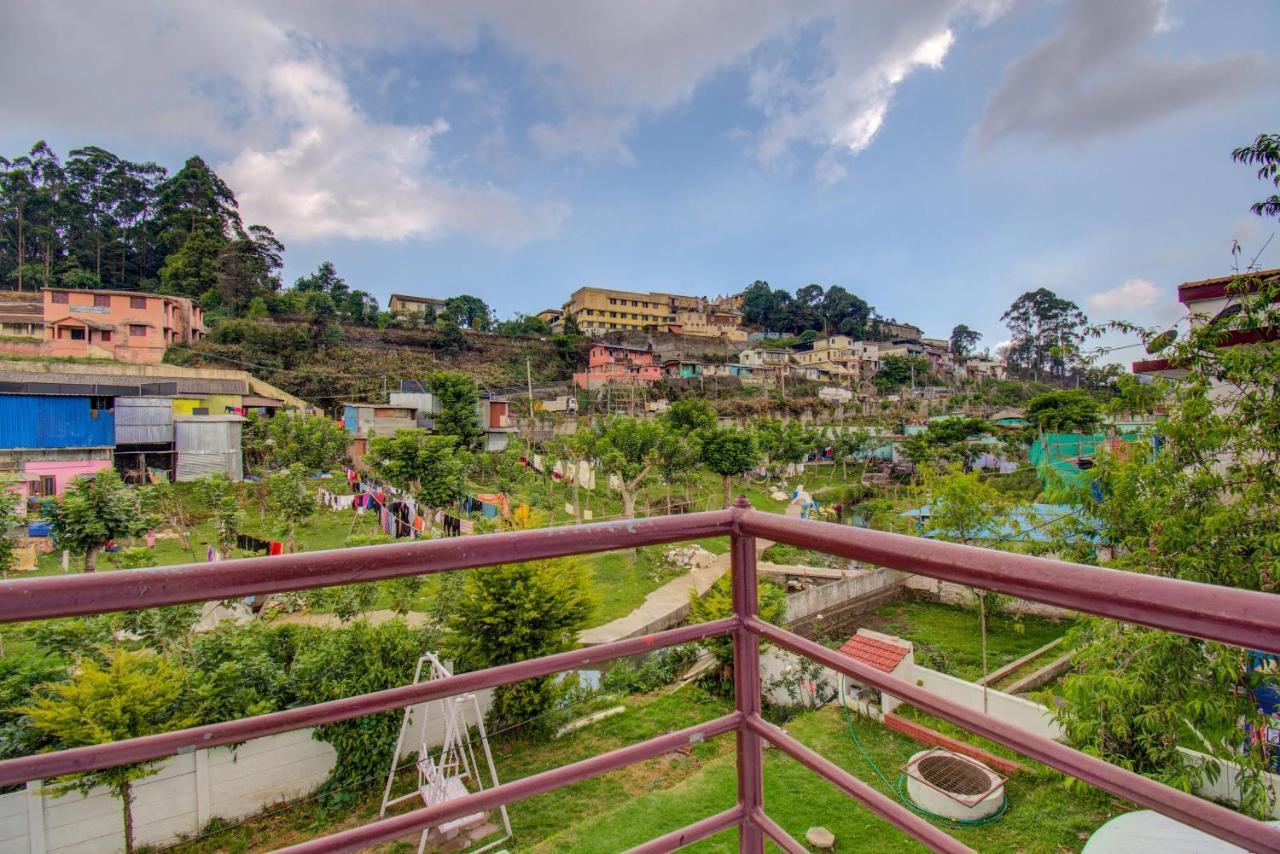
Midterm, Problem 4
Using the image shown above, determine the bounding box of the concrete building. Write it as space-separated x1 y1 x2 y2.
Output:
877 321 923 340
556 286 693 334
737 347 792 369
39 288 204 364
668 304 748 342
0 299 43 339
535 308 563 326
1133 267 1280 380
573 342 662 388
388 294 447 316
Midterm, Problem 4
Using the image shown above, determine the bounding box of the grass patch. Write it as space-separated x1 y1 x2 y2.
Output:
861 598 1072 681
538 705 1121 853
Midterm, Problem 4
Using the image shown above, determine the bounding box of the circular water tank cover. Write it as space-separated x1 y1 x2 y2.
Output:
902 749 1005 821
1083 810 1280 852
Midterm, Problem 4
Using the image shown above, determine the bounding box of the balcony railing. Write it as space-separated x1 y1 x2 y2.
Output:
1 498 1279 853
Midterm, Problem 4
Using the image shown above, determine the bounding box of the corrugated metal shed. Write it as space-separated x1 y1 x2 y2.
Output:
0 370 245 396
115 397 174 445
0 395 115 449
174 416 244 481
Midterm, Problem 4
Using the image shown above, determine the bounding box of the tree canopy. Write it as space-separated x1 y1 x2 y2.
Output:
41 469 151 571
1000 289 1088 382
1025 389 1101 433
738 280 876 337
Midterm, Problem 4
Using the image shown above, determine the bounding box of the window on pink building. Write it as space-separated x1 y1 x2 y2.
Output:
129 324 147 337
130 296 147 309
93 294 111 307
51 291 68 304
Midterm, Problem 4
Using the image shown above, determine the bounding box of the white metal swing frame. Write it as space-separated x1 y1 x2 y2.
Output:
380 653 512 853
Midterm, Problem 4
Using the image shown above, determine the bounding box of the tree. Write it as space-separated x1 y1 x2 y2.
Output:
831 428 874 480
290 261 377 324
950 324 982 359
592 416 668 518
442 294 492 331
0 479 21 574
367 430 465 519
1025 390 1101 433
753 419 817 472
662 398 717 434
1001 289 1088 382
265 464 316 551
739 280 776 327
919 464 1014 712
451 524 595 735
1232 132 1280 220
901 417 991 471
875 355 930 391
264 413 349 472
42 470 151 571
195 472 240 556
688 575 787 675
561 313 581 336
430 371 483 450
701 428 759 508
1051 263 1280 813
19 648 197 854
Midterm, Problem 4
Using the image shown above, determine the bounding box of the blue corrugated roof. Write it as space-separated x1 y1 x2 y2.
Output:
0 394 115 449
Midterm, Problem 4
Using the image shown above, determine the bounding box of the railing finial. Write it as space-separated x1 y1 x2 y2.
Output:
733 494 752 509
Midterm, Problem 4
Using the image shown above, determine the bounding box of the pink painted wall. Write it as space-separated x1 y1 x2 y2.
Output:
20 459 113 498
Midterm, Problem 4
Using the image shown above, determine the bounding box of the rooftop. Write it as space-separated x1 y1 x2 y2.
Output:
837 630 912 673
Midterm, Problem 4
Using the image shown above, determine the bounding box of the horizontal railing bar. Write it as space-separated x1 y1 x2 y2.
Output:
623 806 745 854
749 808 808 854
749 618 1280 854
277 712 744 854
0 509 736 624
747 715 971 854
740 509 1280 654
0 617 737 788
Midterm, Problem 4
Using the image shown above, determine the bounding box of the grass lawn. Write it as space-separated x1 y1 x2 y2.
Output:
537 704 1121 853
584 547 689 625
859 598 1073 682
168 685 736 853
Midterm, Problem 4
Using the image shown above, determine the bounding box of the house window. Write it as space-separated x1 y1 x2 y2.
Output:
68 327 85 341
99 330 112 342
129 324 147 337
40 476 56 496
130 296 147 309
93 294 111 307
51 291 69 304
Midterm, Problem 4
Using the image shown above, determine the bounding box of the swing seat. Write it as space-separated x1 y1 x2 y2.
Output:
420 768 485 836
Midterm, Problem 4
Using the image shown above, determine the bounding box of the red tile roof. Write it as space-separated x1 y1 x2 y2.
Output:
837 633 911 673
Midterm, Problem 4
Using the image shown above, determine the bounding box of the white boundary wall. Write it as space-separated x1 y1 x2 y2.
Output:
0 728 336 854
909 666 1063 740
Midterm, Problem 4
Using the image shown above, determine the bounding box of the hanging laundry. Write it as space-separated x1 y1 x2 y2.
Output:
577 460 595 490
459 519 475 534
268 541 284 556
565 502 575 516
583 509 594 521
475 493 510 518
607 472 623 492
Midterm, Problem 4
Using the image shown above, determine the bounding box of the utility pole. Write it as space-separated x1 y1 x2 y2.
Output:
525 356 535 442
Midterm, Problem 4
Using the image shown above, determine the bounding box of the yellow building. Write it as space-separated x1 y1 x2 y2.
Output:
557 286 741 336
388 294 447 315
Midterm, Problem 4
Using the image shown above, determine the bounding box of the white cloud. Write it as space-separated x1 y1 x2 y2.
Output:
976 0 1274 147
0 2 568 247
1087 278 1162 314
528 113 637 165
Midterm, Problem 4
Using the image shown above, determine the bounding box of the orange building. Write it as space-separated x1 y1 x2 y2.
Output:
573 342 662 389
41 288 205 364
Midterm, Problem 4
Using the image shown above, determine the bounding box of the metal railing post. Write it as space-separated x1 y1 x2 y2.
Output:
730 497 764 853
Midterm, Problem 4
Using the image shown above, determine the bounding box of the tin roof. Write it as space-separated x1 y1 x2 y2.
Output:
837 631 911 673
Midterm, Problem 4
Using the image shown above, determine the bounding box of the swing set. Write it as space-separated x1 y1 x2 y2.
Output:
380 653 512 853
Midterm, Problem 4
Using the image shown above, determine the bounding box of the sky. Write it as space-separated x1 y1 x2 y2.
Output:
2 1 1278 361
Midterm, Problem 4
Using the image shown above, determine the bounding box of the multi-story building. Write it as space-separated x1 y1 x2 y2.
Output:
1133 267 1280 380
737 347 792 369
573 342 662 389
877 321 923 340
555 286 745 339
388 294 447 316
792 336 861 382
39 288 204 364
557 287 685 334
669 303 748 342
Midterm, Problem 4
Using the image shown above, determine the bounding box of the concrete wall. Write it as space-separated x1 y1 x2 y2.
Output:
908 666 1063 740
784 568 908 636
0 728 336 854
1179 748 1280 819
903 575 1077 620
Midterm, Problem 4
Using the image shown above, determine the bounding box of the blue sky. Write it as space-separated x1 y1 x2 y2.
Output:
3 1 1278 359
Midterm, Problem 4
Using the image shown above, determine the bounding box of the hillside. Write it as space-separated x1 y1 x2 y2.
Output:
165 319 583 409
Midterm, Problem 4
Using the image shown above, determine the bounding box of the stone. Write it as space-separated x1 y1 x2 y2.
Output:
805 826 836 849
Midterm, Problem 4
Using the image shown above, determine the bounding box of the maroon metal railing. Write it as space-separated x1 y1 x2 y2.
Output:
1 499 1279 853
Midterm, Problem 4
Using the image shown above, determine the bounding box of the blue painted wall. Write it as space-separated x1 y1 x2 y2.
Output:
0 395 115 449
343 404 360 435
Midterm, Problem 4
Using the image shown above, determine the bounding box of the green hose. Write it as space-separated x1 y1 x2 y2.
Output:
841 704 1008 827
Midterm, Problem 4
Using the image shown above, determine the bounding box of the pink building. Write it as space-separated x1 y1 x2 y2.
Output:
573 343 662 389
39 288 205 364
